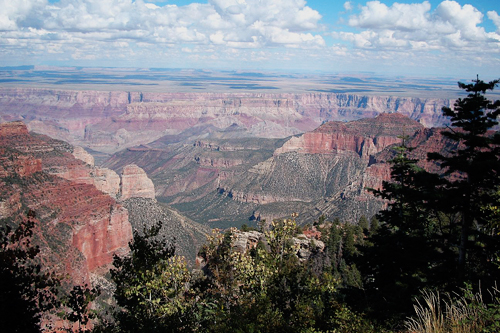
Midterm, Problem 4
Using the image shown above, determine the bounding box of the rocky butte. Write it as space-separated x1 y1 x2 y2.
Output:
120 164 155 200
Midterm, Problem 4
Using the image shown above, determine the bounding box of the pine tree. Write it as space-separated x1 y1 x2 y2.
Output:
358 137 450 321
428 76 500 278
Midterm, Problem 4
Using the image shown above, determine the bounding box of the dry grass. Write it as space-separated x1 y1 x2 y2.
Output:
404 287 490 333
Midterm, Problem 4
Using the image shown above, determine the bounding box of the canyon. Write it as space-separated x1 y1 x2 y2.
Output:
0 87 452 155
0 82 461 230
103 113 455 228
0 81 464 283
0 121 208 291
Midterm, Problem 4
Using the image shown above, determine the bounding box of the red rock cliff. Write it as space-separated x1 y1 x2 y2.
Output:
275 113 424 160
0 121 132 285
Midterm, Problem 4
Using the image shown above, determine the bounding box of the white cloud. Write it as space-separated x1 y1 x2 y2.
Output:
0 0 46 31
348 1 432 31
488 11 500 32
0 0 324 54
343 2 353 12
0 0 499 76
340 0 500 53
435 0 486 41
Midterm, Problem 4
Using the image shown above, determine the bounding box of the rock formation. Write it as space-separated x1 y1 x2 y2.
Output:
274 113 423 159
120 164 155 200
206 229 325 265
72 146 95 166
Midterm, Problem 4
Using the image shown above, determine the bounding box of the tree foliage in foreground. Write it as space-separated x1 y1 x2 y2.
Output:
355 77 500 325
108 221 189 332
0 211 60 332
99 218 377 333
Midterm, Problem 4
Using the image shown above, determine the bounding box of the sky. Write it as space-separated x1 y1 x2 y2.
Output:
0 0 499 77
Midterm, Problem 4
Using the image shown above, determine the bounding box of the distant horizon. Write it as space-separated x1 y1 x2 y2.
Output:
0 64 490 80
4 65 495 99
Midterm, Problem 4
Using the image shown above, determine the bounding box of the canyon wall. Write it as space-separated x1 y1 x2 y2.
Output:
0 88 452 153
0 122 133 284
0 122 167 285
0 121 208 285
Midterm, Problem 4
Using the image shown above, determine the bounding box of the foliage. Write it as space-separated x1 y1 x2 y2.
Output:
0 210 60 332
109 221 191 332
98 215 378 332
62 284 100 332
320 218 364 290
358 139 453 321
355 77 500 327
194 216 377 333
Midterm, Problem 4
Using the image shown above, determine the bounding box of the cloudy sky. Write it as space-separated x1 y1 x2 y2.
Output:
0 0 499 77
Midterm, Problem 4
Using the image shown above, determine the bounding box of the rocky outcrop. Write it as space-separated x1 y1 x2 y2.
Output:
232 230 264 253
91 167 121 198
275 113 424 160
72 146 95 166
0 150 42 178
195 156 244 168
120 164 155 200
0 120 29 136
230 230 325 261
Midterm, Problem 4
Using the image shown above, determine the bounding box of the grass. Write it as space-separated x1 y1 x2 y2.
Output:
405 284 500 333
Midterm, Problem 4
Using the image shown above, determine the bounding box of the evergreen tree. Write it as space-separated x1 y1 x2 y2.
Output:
357 137 453 323
428 77 500 279
368 216 380 236
357 78 500 325
358 216 369 234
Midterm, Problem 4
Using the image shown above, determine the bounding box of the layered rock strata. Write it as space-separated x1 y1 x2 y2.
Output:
0 122 133 284
103 113 456 226
0 88 452 153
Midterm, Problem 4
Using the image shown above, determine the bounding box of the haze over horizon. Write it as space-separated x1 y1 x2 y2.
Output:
0 0 499 78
